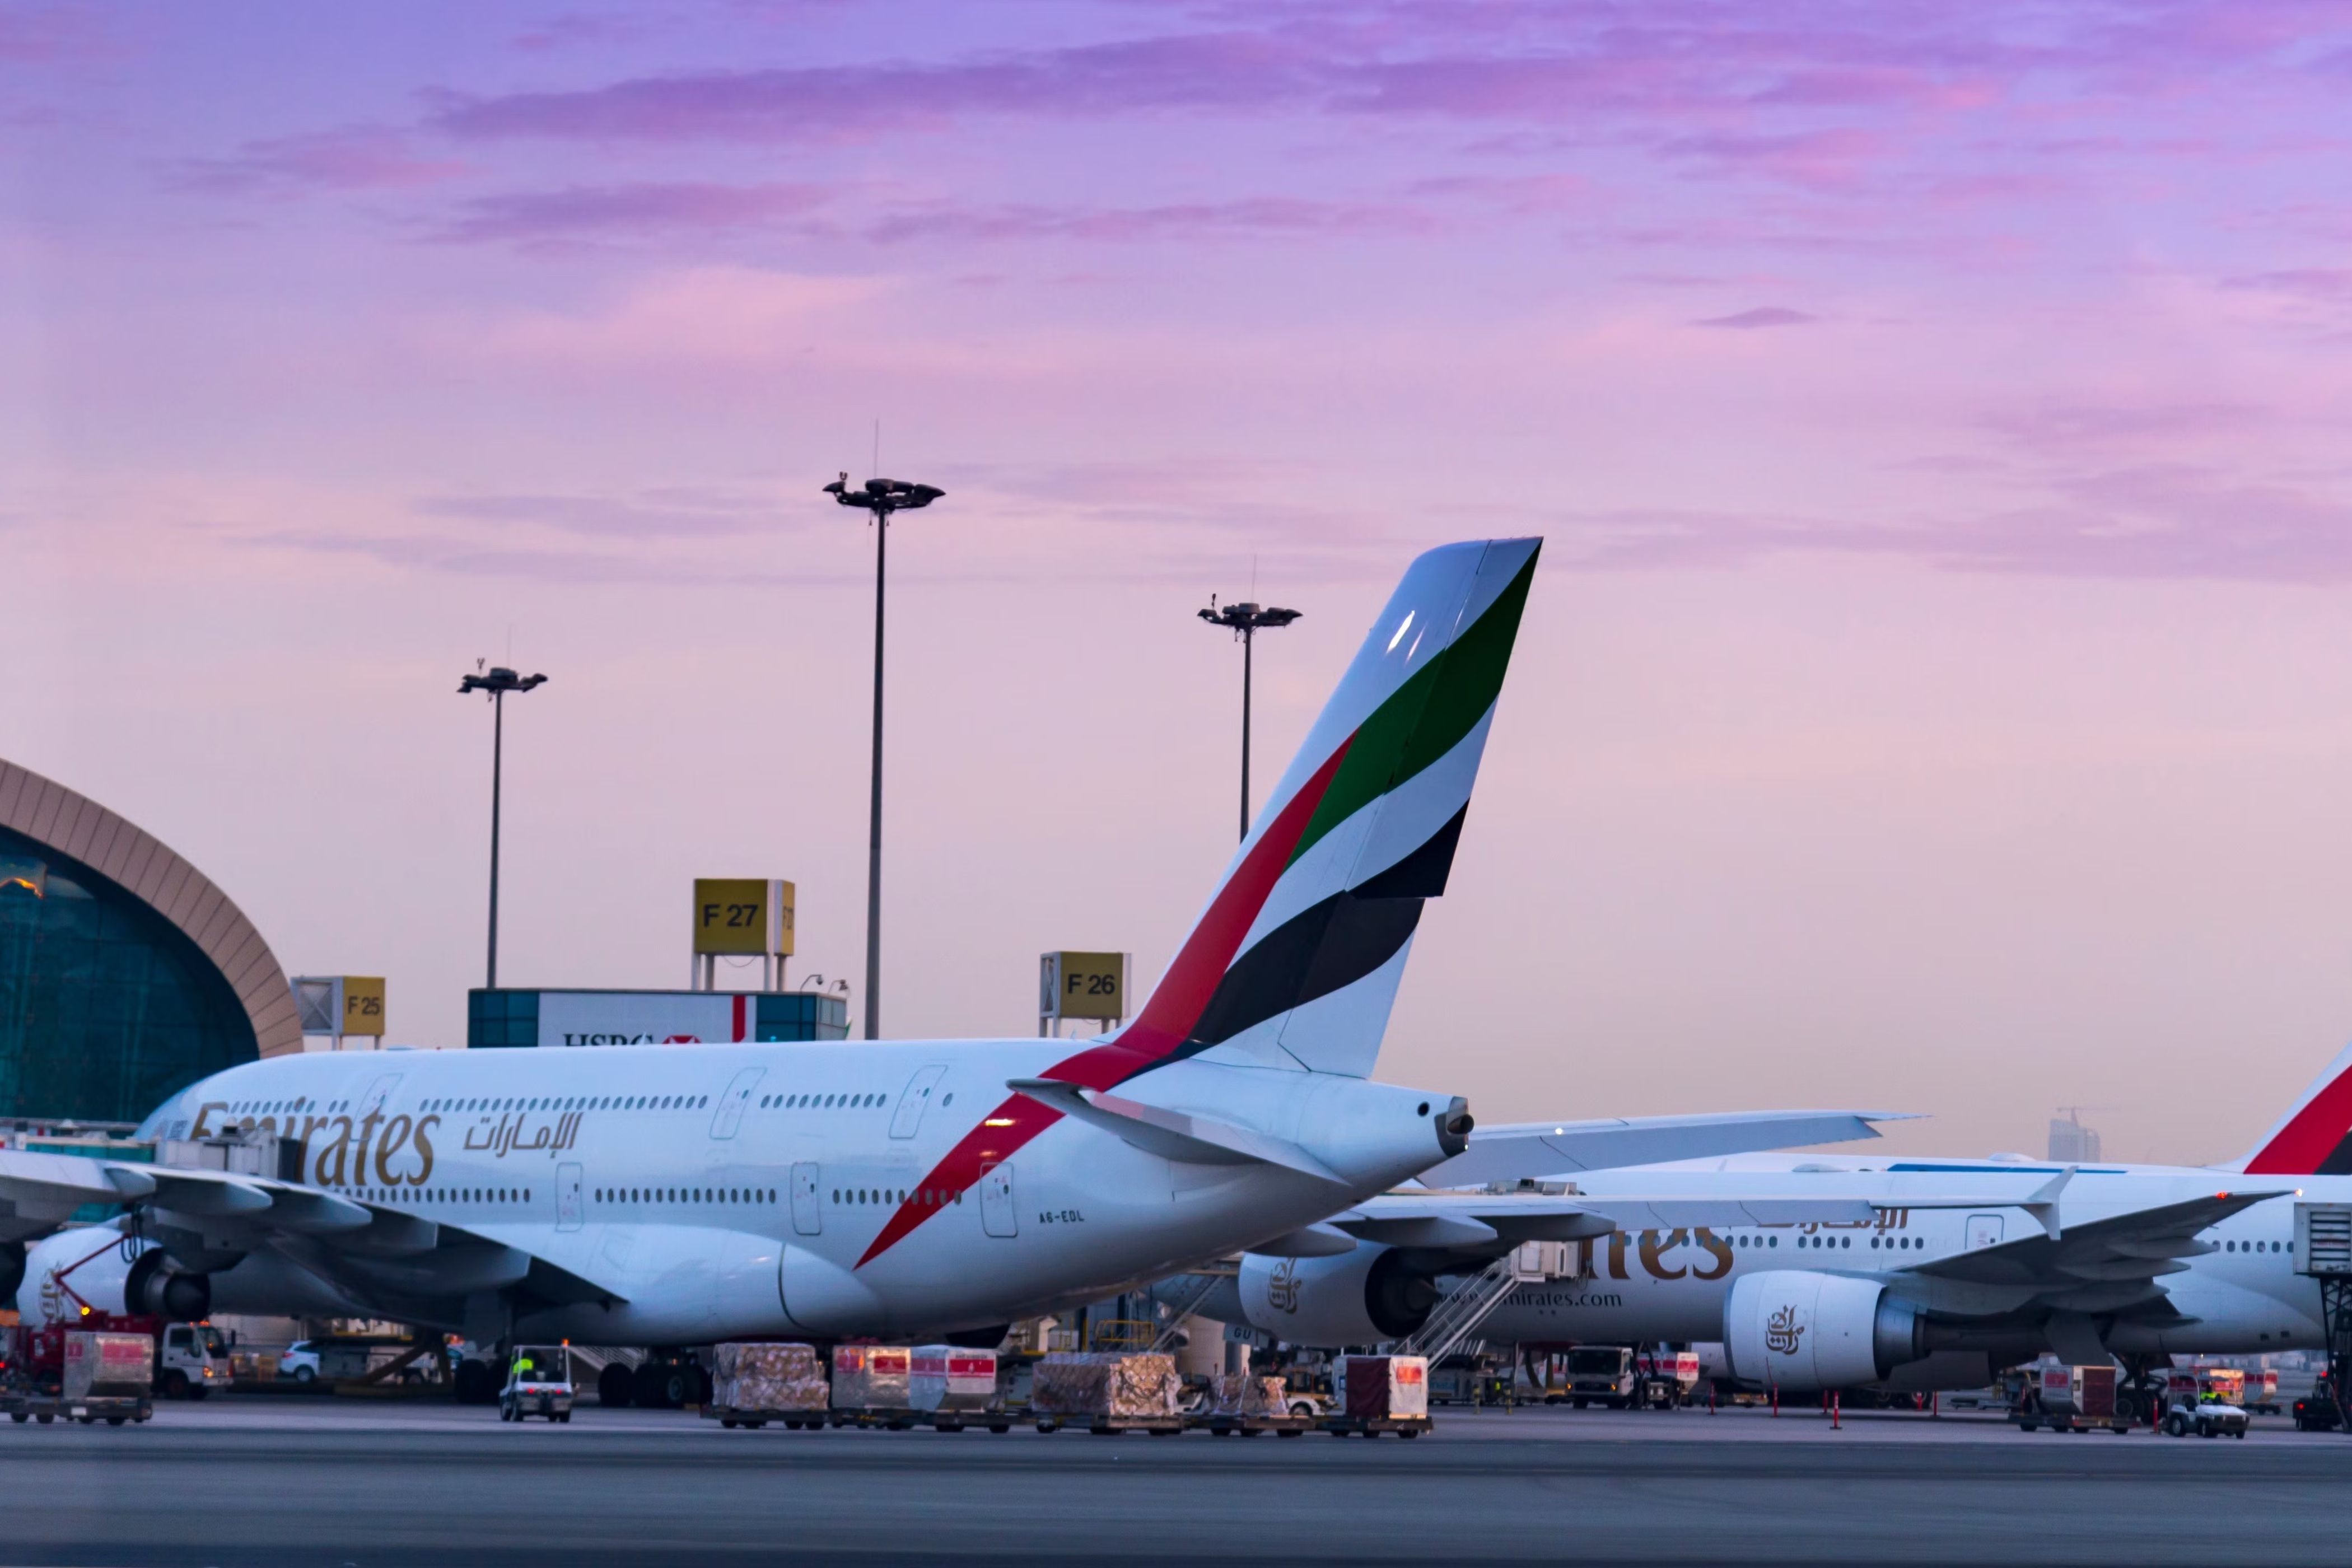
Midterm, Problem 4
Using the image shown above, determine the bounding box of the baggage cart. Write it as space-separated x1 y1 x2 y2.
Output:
909 1346 1009 1432
829 1345 917 1429
1324 1355 1432 1439
2014 1364 2132 1434
1191 1373 1311 1437
705 1342 830 1430
1029 1351 1184 1434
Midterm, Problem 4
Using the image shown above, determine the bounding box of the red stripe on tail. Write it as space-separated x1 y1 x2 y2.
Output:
855 737 1354 1267
2246 1066 2352 1174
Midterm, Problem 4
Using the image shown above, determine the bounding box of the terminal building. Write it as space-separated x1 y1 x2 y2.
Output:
0 758 299 1125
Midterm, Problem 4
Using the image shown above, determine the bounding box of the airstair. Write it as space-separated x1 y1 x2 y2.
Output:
1398 1249 1545 1365
1150 1262 1240 1354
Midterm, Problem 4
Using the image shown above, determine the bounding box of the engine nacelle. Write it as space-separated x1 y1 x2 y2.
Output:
1236 1246 1441 1347
17 1229 212 1328
1723 1270 1924 1392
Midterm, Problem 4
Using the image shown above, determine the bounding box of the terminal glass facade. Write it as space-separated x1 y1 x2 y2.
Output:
0 824 257 1123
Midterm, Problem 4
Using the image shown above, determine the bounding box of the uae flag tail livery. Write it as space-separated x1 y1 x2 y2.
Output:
1110 536 1541 1082
2236 1040 2352 1175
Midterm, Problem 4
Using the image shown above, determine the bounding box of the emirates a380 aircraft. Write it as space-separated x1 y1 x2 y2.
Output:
6 538 1543 1349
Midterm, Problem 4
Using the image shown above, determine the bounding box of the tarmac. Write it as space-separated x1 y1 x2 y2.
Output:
5 1397 2349 1567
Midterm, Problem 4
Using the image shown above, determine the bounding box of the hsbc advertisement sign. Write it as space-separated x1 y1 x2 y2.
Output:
536 991 757 1048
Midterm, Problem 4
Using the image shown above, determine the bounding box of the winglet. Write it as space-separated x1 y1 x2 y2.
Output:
2020 1166 2074 1240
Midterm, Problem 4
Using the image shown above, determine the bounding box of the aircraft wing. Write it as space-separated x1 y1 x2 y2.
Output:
1318 1172 2078 1253
0 1147 620 1317
1416 1110 1912 1186
1904 1189 2281 1293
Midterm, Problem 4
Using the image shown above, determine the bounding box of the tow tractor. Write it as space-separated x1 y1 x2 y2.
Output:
499 1346 576 1423
2162 1371 2249 1439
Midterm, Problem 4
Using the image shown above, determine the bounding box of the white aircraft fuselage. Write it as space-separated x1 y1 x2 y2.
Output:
1471 1158 2321 1364
137 1042 1461 1344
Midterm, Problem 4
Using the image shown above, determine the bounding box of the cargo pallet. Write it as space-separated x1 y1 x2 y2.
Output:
1033 1414 1186 1435
702 1404 830 1430
4 1392 152 1426
1319 1415 1432 1439
1192 1413 1312 1438
2013 1412 2133 1435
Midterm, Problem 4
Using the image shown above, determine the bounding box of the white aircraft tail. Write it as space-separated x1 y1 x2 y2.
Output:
1108 537 1541 1080
2232 1040 2352 1175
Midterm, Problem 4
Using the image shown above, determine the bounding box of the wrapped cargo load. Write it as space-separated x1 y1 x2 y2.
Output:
1209 1373 1289 1417
63 1333 152 1401
1030 1351 1112 1416
1106 1353 1179 1417
1343 1356 1429 1422
1032 1351 1180 1420
830 1345 912 1411
712 1342 828 1413
909 1346 997 1413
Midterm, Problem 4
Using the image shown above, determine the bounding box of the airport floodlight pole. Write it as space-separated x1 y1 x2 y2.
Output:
823 472 946 1040
1197 596 1301 841
456 663 549 990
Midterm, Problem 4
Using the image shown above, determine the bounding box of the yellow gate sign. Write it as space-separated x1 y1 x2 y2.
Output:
694 879 795 956
1040 951 1127 1024
342 976 386 1037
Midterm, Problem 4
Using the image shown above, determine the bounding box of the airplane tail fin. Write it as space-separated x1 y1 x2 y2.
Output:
1108 538 1540 1081
2234 1041 2352 1174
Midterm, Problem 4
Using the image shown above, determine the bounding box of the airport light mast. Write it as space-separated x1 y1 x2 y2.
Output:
456 662 549 990
824 472 946 1040
1197 596 1301 842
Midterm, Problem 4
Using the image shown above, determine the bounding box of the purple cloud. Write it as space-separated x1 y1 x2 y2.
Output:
1693 306 1817 329
2222 269 2352 300
169 128 465 195
428 181 836 245
863 196 1429 245
428 32 1307 142
412 489 781 539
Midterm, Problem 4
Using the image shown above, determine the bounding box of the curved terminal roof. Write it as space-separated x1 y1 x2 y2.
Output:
0 758 302 1058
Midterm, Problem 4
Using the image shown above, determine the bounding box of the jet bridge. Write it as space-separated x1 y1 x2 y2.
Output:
2294 1202 2352 1425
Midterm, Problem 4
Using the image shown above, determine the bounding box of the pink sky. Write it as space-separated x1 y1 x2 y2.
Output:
6 2 2352 1164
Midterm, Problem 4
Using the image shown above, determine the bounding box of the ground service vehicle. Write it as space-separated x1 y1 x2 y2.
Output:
1564 1346 1640 1408
6 1330 153 1426
500 1346 573 1422
155 1322 230 1399
2163 1371 2248 1438
2293 1374 2342 1431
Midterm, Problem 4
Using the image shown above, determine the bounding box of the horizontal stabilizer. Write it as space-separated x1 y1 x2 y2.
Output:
1005 1079 1345 1184
1420 1109 1909 1185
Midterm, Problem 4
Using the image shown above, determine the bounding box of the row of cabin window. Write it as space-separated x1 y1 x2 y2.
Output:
834 1186 959 1207
595 1187 777 1205
230 1097 314 1115
758 1091 930 1111
348 1186 529 1205
2226 1239 2289 1253
1720 1234 1927 1251
422 1094 710 1114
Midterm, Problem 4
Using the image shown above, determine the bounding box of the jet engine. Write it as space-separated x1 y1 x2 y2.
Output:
1236 1246 1445 1346
1722 1270 1925 1392
17 1228 211 1328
